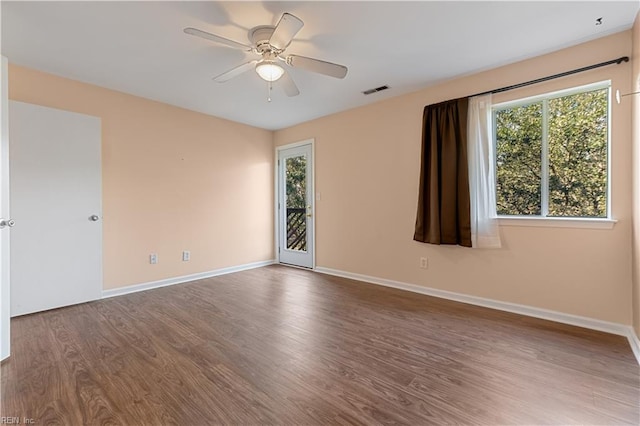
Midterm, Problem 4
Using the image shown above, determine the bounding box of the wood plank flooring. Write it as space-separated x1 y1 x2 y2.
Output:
1 265 639 425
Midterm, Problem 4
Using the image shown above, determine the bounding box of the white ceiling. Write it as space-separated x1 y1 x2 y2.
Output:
2 1 639 130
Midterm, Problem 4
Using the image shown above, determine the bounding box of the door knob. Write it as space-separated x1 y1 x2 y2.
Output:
0 218 15 229
89 215 100 222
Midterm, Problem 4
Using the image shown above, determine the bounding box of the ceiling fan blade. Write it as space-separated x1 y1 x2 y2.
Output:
286 55 348 79
184 27 253 51
279 69 300 97
213 60 258 82
269 13 304 50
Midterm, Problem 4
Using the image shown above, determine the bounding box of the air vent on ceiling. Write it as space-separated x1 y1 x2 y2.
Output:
362 85 389 95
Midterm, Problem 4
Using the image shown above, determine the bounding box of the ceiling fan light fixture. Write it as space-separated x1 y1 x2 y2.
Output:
255 61 285 82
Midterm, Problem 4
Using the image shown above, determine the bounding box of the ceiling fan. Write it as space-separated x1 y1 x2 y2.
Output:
184 12 348 97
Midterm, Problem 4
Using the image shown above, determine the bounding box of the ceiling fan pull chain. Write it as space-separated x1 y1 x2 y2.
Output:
268 80 273 103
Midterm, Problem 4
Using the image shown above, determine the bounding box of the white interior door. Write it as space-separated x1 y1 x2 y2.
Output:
278 143 314 268
9 101 102 317
1 57 11 360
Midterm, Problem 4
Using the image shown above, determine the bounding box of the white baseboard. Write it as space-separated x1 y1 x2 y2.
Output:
100 262 640 366
315 267 640 366
102 260 275 299
627 328 640 365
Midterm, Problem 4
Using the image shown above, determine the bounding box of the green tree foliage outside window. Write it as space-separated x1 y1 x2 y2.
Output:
286 156 306 208
496 104 543 215
495 87 608 218
285 155 307 251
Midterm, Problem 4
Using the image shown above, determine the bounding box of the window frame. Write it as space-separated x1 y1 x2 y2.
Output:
491 80 615 228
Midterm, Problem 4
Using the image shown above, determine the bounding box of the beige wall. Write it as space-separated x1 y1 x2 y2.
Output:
8 64 274 290
275 31 634 325
7 29 635 325
632 12 640 337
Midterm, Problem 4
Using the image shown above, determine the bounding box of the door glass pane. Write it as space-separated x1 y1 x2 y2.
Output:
286 155 306 251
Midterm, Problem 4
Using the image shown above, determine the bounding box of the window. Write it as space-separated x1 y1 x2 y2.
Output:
493 83 610 219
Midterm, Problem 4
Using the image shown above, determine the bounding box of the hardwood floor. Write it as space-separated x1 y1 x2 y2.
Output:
1 265 638 425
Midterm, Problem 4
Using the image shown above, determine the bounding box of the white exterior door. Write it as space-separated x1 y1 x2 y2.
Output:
9 101 102 316
1 57 11 360
278 142 314 268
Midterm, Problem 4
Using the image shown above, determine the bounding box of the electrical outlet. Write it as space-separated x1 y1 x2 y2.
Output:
419 257 428 269
182 250 190 262
150 253 158 264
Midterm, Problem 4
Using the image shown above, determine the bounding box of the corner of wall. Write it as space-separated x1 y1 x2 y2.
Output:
631 9 640 340
8 64 277 291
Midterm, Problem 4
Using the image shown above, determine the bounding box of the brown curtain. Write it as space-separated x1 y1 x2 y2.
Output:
414 98 472 247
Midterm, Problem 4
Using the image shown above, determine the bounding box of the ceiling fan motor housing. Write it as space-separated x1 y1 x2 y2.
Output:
249 26 278 53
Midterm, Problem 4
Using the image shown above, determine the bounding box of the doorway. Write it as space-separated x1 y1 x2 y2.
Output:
9 101 103 316
277 141 314 269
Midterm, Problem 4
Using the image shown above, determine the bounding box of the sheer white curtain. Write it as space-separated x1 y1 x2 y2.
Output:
468 94 502 248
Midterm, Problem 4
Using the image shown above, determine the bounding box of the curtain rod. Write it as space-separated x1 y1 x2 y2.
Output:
471 56 629 98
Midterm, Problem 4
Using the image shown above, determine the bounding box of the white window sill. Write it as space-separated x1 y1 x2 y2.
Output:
497 216 617 230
